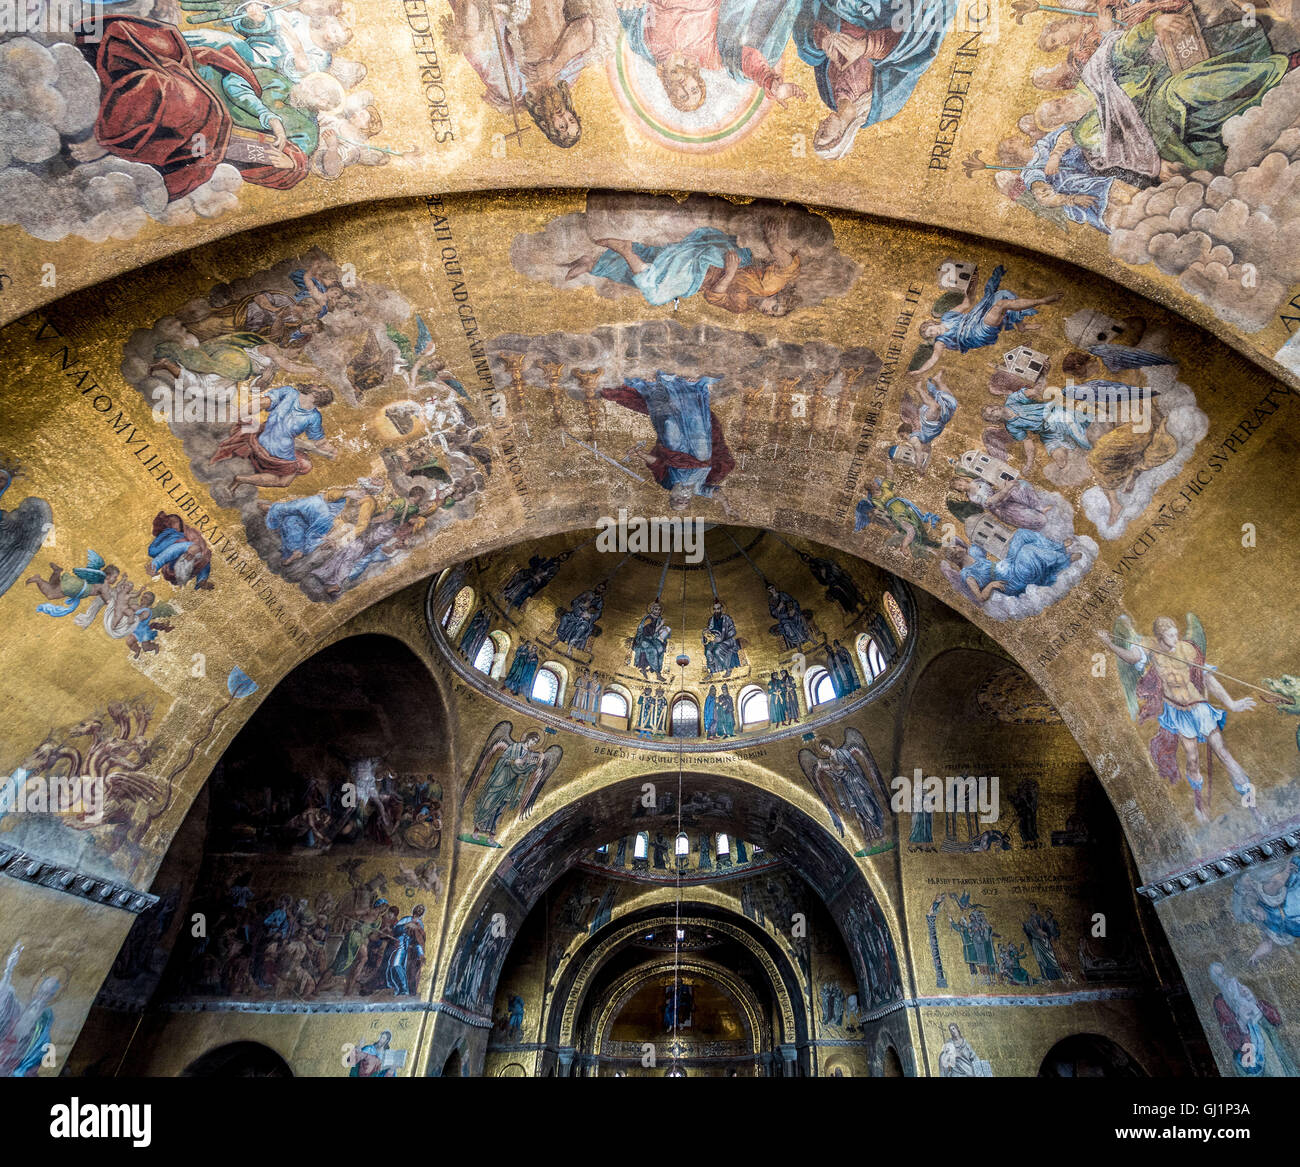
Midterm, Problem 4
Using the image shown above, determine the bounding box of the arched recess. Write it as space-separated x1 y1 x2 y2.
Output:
549 907 810 1054
181 1042 292 1078
591 958 766 1059
1038 1033 1147 1078
434 771 904 1074
152 630 459 1013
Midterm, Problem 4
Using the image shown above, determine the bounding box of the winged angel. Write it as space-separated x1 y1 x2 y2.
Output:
0 462 52 599
464 722 563 844
1096 613 1257 824
798 728 888 841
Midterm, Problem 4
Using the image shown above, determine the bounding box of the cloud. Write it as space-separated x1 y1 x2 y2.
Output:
1108 71 1300 332
510 193 863 312
1078 334 1209 539
0 36 244 242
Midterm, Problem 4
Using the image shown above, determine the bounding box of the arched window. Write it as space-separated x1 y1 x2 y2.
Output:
884 591 908 640
531 666 561 706
675 831 690 857
716 833 730 858
806 667 836 707
444 586 474 637
601 689 629 719
856 633 888 684
738 685 769 727
487 630 511 679
472 638 494 674
670 694 700 737
633 832 649 860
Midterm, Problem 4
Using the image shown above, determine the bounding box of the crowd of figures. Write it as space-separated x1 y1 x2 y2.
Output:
446 0 958 159
856 258 1215 624
818 979 867 1033
213 765 443 855
184 866 430 1000
934 891 1075 989
125 251 493 604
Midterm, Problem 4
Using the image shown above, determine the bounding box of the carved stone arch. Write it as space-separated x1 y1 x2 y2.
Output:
557 913 799 1047
589 957 768 1058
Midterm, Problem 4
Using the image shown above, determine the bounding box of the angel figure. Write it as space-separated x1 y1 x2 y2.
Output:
854 479 941 557
0 461 52 599
887 372 958 473
912 265 1062 376
1096 613 1257 824
1231 854 1300 966
464 722 563 842
126 591 178 658
798 728 887 840
988 131 1135 237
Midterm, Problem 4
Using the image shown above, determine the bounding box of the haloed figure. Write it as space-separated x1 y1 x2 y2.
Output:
617 0 808 113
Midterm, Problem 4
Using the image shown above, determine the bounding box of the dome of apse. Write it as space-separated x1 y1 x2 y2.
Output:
425 526 914 748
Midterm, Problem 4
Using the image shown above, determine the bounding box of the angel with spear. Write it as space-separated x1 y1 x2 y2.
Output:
1096 613 1260 824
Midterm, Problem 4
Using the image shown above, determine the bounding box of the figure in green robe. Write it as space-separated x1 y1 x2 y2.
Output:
465 722 563 840
1061 12 1290 179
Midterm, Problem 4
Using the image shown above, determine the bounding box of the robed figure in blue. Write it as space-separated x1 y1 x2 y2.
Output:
793 0 957 159
602 373 735 509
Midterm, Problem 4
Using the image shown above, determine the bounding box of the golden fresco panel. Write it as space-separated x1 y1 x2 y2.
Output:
0 10 1297 1074
0 0 1298 384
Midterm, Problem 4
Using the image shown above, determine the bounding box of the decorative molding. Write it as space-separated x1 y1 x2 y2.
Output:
559 914 798 1045
855 988 1149 1012
160 998 434 1015
1137 829 1300 903
156 997 492 1021
433 998 495 1028
0 843 157 914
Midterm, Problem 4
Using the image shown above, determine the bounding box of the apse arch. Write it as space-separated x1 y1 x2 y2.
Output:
443 750 904 946
547 906 811 1055
181 1042 293 1079
435 769 907 1073
205 630 457 845
1037 1033 1147 1078
590 957 766 1059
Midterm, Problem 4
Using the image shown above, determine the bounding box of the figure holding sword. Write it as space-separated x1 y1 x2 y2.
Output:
1097 612 1259 823
445 0 604 149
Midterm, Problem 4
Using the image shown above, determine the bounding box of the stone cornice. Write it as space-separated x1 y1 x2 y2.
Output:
0 842 157 914
1137 829 1300 903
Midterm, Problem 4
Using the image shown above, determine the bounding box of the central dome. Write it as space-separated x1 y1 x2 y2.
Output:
426 526 913 747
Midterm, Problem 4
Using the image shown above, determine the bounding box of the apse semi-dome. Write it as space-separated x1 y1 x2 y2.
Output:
425 525 914 748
